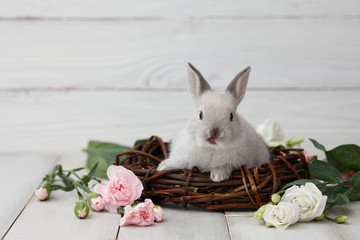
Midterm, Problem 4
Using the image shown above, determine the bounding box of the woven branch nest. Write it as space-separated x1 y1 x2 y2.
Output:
114 136 309 210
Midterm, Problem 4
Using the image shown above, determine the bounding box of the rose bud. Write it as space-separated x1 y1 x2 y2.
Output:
335 215 349 224
35 187 50 201
87 192 99 203
74 200 90 219
271 193 281 204
265 222 273 228
253 205 266 220
285 138 304 148
304 151 314 163
153 205 164 222
314 214 324 221
87 193 105 212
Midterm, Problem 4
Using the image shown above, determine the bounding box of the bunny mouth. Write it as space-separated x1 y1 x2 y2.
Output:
207 137 217 144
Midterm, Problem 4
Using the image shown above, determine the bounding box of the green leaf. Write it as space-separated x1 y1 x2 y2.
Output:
324 186 343 204
325 182 358 203
326 144 360 172
133 138 148 147
281 179 325 191
60 175 75 186
71 167 85 172
351 171 360 191
309 160 343 183
83 140 131 178
87 140 130 150
87 162 98 179
348 189 360 202
74 181 89 193
309 138 326 152
285 138 304 148
53 164 63 173
338 193 350 203
327 193 341 204
51 184 75 191
322 182 353 204
85 154 109 179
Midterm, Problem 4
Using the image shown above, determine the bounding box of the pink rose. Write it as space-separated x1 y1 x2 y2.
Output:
153 205 164 222
93 165 143 213
342 171 355 187
342 171 355 181
35 187 49 200
120 199 155 227
304 151 313 162
91 196 105 212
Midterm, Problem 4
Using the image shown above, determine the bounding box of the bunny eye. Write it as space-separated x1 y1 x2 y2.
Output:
199 111 203 120
230 112 234 121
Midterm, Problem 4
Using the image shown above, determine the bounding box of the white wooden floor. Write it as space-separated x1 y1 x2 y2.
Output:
1 1 360 239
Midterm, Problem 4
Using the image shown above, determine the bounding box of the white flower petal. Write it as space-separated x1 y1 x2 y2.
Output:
281 182 327 221
263 202 299 230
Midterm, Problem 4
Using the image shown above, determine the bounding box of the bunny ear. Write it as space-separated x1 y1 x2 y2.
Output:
226 66 251 105
187 63 211 102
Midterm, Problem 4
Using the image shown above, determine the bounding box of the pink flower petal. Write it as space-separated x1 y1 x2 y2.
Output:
78 208 87 217
91 196 105 212
35 187 48 200
120 201 155 227
93 181 108 195
153 206 164 222
107 165 126 179
105 202 120 213
95 165 144 213
304 151 314 163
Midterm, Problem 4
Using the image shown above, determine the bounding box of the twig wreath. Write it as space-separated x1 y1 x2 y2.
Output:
116 136 309 210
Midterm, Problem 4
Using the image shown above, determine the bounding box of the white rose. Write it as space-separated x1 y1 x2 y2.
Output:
256 119 284 142
281 182 327 221
263 202 299 230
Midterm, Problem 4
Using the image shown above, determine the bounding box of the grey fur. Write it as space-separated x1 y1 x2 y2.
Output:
157 64 270 182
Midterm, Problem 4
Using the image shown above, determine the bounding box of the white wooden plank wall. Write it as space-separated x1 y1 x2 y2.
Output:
1 20 360 90
1 0 359 18
1 1 360 239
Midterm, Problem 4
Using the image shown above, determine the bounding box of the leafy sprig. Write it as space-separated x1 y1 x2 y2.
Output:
309 138 360 172
83 139 147 178
281 139 360 222
41 163 99 199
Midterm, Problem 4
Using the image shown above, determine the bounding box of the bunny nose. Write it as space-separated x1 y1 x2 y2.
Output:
208 137 216 144
210 128 219 138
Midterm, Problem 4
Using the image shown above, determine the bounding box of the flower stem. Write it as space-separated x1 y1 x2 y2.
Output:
74 184 84 200
92 177 102 183
276 189 286 195
324 204 335 213
324 214 348 223
71 171 83 181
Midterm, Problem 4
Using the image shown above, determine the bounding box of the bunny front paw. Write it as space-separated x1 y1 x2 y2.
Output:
210 166 232 182
157 158 182 171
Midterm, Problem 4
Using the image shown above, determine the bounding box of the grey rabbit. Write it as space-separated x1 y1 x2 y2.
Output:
157 63 270 182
